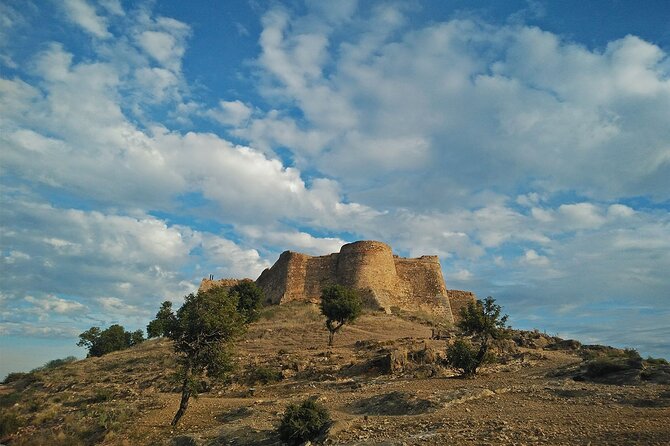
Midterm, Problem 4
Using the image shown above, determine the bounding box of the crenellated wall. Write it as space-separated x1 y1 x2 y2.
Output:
250 240 476 323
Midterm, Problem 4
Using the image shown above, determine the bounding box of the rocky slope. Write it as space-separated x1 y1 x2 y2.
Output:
1 303 669 445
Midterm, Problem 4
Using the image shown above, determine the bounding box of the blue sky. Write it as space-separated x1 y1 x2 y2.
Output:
1 0 669 378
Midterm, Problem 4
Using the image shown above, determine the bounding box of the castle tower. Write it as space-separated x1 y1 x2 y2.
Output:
336 241 398 310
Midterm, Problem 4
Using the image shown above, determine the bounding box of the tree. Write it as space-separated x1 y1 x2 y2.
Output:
229 280 265 323
168 286 247 426
130 329 145 346
77 324 144 357
147 300 177 338
446 296 509 377
319 285 362 347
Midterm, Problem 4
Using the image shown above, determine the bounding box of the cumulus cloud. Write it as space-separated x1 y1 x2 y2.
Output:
62 0 111 39
236 5 670 207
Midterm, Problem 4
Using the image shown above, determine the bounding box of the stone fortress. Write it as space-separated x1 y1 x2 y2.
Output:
200 240 476 324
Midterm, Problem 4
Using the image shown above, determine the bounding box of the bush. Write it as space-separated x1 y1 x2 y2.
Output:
645 356 669 366
585 358 637 378
247 366 282 385
446 339 479 377
0 411 22 437
278 399 331 446
33 356 78 372
2 372 28 384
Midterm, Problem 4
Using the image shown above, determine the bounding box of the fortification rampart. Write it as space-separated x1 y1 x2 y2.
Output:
251 241 475 323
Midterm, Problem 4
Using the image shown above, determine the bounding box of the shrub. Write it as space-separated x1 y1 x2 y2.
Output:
585 358 634 378
446 339 479 377
32 356 78 372
247 366 282 385
2 372 28 384
0 411 22 437
278 399 331 446
645 356 669 365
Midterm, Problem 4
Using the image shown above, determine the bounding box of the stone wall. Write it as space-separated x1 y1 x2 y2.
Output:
447 290 478 324
199 278 248 293
251 240 476 321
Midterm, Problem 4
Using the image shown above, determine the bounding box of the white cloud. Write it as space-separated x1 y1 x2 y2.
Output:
3 250 30 264
207 100 253 126
520 249 550 267
237 7 670 206
239 226 346 256
451 269 473 281
558 203 606 230
63 0 111 39
25 295 85 314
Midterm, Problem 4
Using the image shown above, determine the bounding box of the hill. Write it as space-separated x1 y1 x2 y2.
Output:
1 303 669 445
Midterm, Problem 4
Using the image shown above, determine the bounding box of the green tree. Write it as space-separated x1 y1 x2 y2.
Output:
319 285 362 347
229 280 265 323
147 300 177 338
130 329 145 346
77 324 144 357
168 286 247 426
446 296 509 377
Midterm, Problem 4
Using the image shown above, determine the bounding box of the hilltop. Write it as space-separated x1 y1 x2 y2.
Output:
1 302 669 445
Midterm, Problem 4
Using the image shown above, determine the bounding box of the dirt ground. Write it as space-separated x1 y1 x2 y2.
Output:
3 303 669 445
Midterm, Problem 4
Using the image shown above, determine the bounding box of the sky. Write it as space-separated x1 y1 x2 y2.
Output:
1 0 669 379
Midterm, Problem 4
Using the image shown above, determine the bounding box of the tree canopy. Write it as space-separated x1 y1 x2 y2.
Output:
446 296 509 377
146 300 177 338
77 324 144 357
229 280 265 323
168 286 248 426
320 285 362 346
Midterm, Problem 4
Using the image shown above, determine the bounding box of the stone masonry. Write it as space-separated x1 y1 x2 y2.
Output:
239 240 476 324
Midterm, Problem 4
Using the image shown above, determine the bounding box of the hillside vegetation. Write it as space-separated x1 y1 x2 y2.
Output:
1 302 669 445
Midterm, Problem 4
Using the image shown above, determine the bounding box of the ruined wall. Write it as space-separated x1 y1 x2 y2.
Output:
199 278 248 293
212 240 476 320
303 254 338 302
336 241 399 310
447 290 478 324
394 256 454 320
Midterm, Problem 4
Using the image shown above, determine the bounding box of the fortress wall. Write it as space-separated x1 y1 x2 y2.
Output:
394 257 453 321
302 254 339 302
336 241 398 290
336 241 398 309
247 240 476 321
447 290 478 323
256 251 292 304
281 252 310 303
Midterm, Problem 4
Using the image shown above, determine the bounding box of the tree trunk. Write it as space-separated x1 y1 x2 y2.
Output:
328 330 334 346
171 372 191 426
